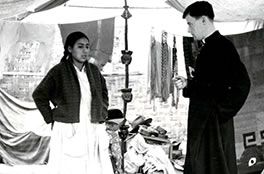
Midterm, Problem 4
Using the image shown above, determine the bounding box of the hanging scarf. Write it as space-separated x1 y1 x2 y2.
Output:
171 36 179 108
161 31 170 102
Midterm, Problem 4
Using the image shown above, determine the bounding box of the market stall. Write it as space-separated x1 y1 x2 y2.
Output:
0 0 264 174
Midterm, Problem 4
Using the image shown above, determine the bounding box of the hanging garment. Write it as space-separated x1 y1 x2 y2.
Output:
149 30 172 102
161 31 171 102
150 36 159 99
171 35 179 108
149 35 162 99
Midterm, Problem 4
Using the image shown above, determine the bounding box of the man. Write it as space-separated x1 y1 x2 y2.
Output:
174 1 251 174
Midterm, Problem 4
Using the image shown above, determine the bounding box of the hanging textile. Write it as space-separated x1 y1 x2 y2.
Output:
150 35 157 100
160 31 171 102
149 35 161 100
148 30 172 103
0 88 50 165
59 17 115 69
171 36 179 108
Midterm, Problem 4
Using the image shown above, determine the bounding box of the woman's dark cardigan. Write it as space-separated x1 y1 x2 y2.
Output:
32 59 108 124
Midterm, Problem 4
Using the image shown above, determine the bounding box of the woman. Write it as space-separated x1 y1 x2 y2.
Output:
32 31 113 174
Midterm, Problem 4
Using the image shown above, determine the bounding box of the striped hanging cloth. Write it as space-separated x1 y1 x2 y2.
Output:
161 31 169 102
150 35 157 100
171 36 179 108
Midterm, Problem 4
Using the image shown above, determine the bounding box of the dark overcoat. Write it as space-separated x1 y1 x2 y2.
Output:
183 31 251 174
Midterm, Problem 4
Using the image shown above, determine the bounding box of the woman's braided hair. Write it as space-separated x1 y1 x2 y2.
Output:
60 31 89 62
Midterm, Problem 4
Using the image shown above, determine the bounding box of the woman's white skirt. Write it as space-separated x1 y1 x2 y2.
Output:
47 120 114 174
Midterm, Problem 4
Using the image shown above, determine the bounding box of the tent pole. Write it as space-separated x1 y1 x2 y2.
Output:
119 0 133 173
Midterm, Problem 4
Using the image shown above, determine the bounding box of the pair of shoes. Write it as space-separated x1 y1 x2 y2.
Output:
138 125 152 137
155 126 167 135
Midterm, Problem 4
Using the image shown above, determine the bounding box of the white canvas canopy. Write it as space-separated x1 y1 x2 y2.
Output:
166 0 264 22
0 0 68 20
1 0 263 35
2 0 264 22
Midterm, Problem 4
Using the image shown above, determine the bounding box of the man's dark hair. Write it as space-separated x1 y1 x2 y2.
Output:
182 1 215 20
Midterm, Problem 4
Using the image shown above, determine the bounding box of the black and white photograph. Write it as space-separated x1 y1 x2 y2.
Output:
0 0 263 174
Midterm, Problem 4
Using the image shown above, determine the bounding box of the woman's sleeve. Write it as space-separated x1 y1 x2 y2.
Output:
101 73 109 118
32 70 56 124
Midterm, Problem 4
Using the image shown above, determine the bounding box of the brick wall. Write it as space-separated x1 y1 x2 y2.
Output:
105 71 188 144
